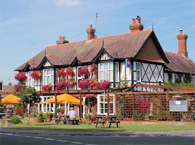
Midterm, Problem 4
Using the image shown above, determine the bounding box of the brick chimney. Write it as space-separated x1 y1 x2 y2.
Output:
86 24 96 40
177 29 188 57
56 36 69 45
129 16 144 32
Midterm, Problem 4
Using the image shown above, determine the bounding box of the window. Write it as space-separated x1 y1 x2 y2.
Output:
77 66 82 89
136 62 141 82
98 94 115 115
43 69 54 85
28 71 34 87
98 62 113 82
115 62 119 82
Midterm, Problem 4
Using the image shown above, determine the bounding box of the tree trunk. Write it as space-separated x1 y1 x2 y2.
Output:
27 104 30 125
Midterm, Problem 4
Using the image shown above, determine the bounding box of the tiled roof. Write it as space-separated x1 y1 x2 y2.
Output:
15 30 154 71
2 84 15 98
165 52 195 74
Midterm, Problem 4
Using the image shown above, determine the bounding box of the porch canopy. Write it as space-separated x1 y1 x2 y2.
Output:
1 95 20 105
45 93 84 105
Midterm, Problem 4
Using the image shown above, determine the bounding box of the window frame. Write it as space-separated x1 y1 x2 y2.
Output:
136 62 141 82
97 94 115 115
98 62 114 82
43 68 54 86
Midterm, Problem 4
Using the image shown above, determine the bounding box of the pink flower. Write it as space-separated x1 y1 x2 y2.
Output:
31 70 42 80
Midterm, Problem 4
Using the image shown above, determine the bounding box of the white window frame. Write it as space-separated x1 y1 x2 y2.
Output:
136 62 141 82
98 62 113 82
41 96 55 113
77 66 83 89
97 94 115 115
28 71 34 87
43 68 54 85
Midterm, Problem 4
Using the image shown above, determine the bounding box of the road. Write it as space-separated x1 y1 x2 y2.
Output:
0 133 194 145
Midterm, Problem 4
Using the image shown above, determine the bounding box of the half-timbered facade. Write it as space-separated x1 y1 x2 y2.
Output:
14 16 195 116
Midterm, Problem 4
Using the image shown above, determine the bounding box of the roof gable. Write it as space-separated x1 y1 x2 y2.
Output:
135 33 167 63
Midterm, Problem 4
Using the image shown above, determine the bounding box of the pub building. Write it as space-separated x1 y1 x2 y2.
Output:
15 16 195 117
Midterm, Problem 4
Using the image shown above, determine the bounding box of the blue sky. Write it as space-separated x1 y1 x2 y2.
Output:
0 0 195 85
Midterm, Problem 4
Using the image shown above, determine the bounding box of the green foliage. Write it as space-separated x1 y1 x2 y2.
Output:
10 115 22 124
86 113 91 120
43 112 52 118
17 86 40 105
184 73 192 83
56 108 62 113
37 111 43 118
164 82 195 88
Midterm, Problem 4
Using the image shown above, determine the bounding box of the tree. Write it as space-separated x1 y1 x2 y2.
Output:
18 86 40 125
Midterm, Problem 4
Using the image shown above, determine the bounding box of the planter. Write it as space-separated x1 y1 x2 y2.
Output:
47 118 51 122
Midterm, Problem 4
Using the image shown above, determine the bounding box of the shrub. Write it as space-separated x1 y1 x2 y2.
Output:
10 115 22 124
37 111 43 118
56 108 62 113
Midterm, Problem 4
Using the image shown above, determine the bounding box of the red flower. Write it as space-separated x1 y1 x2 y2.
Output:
42 84 53 91
66 67 75 76
56 68 66 77
31 70 42 80
15 73 27 81
15 84 24 91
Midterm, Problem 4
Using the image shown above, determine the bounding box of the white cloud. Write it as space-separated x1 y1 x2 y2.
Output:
54 0 82 7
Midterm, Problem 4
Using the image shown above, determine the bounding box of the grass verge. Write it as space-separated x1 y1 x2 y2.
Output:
1 121 194 132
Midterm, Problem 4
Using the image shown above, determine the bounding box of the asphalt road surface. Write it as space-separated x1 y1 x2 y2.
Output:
0 133 194 145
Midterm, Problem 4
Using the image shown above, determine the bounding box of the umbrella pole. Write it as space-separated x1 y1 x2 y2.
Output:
55 93 57 118
79 93 82 120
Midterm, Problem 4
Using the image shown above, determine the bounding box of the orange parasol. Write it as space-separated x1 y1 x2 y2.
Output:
1 95 21 105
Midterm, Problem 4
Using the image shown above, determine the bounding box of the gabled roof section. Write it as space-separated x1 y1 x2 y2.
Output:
15 29 156 70
165 52 195 74
135 31 169 63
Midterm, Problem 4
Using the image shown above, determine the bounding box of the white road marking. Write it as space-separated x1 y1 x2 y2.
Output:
85 144 98 145
14 135 22 137
23 135 32 138
33 136 43 139
5 133 12 135
56 139 68 142
71 141 83 144
44 138 55 141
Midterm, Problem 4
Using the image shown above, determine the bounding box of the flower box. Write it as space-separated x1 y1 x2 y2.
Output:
15 73 27 82
42 84 53 91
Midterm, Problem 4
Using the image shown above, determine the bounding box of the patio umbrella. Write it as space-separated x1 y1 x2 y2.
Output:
35 101 45 104
1 95 21 105
45 93 84 105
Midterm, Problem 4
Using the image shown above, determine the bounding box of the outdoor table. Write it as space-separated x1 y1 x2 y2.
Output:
94 116 105 128
108 115 120 128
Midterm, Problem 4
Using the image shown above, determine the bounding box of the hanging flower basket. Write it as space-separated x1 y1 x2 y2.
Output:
15 73 27 82
66 79 76 88
79 66 90 79
15 84 25 91
42 84 53 91
90 63 98 76
30 70 42 80
66 67 75 76
78 78 97 89
57 68 66 78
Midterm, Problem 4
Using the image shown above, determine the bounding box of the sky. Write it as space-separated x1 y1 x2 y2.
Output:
0 0 195 85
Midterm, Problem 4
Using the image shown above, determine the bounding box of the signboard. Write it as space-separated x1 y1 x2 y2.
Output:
0 81 3 92
169 100 188 112
125 59 131 68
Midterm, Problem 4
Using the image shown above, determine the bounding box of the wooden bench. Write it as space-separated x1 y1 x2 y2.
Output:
54 118 67 125
68 120 79 125
94 121 105 128
108 120 120 128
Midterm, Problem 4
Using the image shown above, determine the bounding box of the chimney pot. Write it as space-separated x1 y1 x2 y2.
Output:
179 29 183 34
59 36 61 40
62 36 65 40
132 19 135 24
56 36 69 45
129 15 144 32
86 24 96 40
